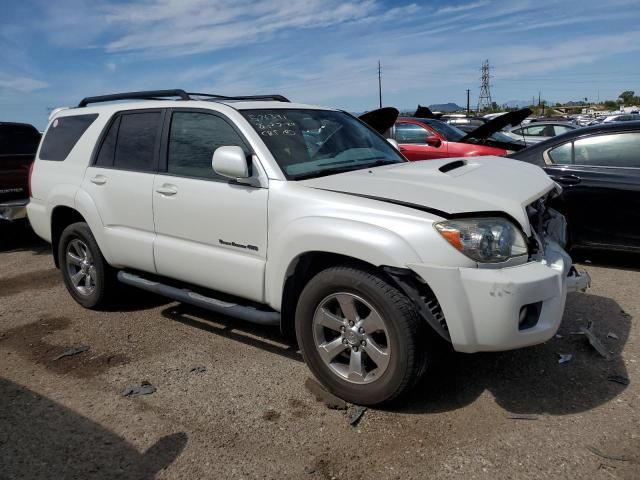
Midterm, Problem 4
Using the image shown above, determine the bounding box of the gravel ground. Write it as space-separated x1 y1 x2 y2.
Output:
1 223 638 480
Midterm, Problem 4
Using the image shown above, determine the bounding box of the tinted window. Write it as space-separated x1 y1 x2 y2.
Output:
95 116 120 167
523 125 547 137
574 133 640 168
39 114 97 161
395 123 432 143
0 124 40 155
114 112 161 171
548 142 572 164
168 112 246 180
421 119 466 141
552 125 573 135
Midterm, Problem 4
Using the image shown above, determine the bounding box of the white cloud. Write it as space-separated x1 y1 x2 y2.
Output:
0 74 48 92
433 1 489 15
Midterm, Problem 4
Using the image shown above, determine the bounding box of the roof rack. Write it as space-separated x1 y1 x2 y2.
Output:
77 89 290 107
78 89 190 107
187 93 290 103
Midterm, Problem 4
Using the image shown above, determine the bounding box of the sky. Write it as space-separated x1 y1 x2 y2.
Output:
2 0 640 129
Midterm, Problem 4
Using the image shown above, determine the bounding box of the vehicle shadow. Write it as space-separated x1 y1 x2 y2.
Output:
0 220 49 255
399 292 631 415
158 293 630 416
573 249 640 272
160 303 303 363
0 377 187 479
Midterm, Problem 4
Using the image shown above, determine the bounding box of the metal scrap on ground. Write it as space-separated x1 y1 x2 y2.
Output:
581 321 610 359
349 406 367 426
557 353 572 364
54 345 89 360
607 375 630 386
122 381 156 397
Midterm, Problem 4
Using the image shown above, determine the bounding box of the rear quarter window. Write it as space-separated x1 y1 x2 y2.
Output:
39 114 98 161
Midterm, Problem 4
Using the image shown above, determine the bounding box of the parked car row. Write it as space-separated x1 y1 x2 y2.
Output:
3 88 636 406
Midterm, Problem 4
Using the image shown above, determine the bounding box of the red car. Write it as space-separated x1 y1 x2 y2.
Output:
390 117 507 161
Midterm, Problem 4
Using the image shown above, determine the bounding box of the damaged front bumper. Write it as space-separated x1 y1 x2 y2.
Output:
0 199 29 222
407 239 589 353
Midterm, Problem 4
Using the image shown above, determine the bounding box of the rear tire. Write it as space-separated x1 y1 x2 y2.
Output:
295 266 427 405
58 222 115 309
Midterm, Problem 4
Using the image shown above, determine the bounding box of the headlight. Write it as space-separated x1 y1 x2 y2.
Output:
434 217 528 263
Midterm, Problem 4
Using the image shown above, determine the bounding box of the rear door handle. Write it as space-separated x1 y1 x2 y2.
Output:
90 175 107 185
551 174 581 186
155 185 178 196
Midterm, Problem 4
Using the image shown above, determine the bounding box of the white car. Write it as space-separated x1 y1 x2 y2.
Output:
28 90 589 405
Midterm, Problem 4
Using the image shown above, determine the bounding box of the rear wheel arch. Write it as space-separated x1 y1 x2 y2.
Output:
51 206 86 268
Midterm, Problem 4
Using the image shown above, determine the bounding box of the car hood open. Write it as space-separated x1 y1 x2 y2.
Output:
460 108 532 142
358 107 399 134
301 156 555 234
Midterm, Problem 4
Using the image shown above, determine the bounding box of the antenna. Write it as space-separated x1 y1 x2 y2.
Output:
377 60 382 109
476 60 492 113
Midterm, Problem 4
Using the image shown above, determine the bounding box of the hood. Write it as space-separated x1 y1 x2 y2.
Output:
413 105 442 119
358 107 399 134
460 108 532 142
300 156 555 234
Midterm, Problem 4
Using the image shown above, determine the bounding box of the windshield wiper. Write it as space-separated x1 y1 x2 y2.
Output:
293 159 397 180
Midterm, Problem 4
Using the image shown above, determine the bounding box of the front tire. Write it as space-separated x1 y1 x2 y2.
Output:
58 222 115 309
295 266 427 405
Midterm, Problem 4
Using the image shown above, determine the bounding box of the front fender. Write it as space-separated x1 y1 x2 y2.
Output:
265 217 421 310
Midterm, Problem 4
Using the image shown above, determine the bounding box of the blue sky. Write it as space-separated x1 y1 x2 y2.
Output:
2 0 640 129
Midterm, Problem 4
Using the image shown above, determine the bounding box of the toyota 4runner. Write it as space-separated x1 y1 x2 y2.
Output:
28 89 590 405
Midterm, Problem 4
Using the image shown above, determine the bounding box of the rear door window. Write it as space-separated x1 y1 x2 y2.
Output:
552 125 573 135
574 133 640 168
523 125 547 137
39 114 97 160
113 112 162 171
395 123 432 143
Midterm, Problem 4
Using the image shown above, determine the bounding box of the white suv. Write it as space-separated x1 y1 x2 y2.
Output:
28 89 589 405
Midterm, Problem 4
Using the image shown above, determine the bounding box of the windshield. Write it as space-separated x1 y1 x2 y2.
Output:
421 119 466 142
241 109 405 180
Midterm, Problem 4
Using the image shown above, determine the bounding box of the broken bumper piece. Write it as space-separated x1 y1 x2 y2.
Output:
408 240 589 353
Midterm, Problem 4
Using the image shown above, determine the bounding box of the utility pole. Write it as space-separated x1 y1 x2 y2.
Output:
477 60 492 113
466 89 470 115
377 60 382 109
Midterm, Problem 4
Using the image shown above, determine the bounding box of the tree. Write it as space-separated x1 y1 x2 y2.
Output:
603 100 618 110
619 91 635 104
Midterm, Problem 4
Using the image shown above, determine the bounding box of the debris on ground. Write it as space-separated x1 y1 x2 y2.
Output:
304 377 347 410
262 409 281 421
189 365 207 373
620 309 631 319
304 466 316 475
581 321 610 359
607 375 630 386
507 413 538 420
54 345 89 360
557 353 572 364
554 334 563 339
606 332 619 340
586 445 639 464
122 380 156 397
349 406 367 426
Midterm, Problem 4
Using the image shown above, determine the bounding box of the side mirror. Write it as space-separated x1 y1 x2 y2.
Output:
426 136 442 148
212 146 249 179
386 138 400 149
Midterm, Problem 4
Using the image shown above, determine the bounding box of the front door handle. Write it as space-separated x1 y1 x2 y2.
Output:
551 174 581 186
90 175 107 185
155 185 178 196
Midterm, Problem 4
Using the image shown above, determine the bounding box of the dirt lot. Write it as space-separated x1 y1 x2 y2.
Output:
1 223 638 480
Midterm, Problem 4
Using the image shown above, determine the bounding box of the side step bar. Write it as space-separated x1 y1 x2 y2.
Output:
117 271 280 327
